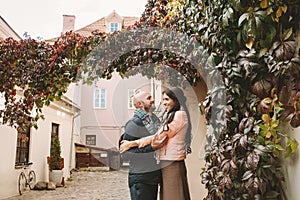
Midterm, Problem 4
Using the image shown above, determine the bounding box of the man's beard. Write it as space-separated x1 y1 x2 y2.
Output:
149 105 156 113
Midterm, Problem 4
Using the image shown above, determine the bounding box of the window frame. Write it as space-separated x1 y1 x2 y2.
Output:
50 123 60 149
94 88 106 109
0 92 5 111
109 22 119 33
86 135 96 145
15 126 31 165
128 89 135 109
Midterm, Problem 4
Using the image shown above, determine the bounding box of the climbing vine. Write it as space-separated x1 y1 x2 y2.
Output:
0 32 92 135
1 0 300 199
132 0 300 199
172 0 300 199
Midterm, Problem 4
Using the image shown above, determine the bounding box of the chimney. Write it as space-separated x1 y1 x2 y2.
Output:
62 15 75 34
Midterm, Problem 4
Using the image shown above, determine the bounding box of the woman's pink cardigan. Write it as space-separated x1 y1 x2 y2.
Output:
138 110 188 161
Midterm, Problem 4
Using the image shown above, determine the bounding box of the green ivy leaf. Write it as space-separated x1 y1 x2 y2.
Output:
271 120 279 129
238 13 249 27
275 144 284 151
283 27 293 41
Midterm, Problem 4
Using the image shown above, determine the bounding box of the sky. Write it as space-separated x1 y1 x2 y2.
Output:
0 0 148 40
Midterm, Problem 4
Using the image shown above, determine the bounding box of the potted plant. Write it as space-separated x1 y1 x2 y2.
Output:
48 135 64 186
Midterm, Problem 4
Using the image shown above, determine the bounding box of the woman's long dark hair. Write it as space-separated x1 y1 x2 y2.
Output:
162 87 192 152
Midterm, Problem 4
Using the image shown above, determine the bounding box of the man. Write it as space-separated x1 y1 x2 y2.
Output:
121 91 163 200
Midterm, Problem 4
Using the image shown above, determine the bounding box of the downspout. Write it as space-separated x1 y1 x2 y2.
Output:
69 111 80 172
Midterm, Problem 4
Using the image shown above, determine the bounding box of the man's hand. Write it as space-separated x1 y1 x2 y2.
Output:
151 134 167 150
119 140 135 153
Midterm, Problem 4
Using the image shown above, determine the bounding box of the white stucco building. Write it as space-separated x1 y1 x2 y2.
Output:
0 16 80 199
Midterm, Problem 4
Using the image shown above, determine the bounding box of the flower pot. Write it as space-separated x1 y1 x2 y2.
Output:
49 170 63 187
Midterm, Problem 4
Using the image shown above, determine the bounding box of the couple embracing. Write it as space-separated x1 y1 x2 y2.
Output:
120 87 191 200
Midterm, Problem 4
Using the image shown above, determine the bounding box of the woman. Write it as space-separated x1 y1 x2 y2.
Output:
120 87 191 200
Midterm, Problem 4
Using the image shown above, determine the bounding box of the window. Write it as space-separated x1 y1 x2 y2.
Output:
128 89 135 109
86 135 96 145
50 123 59 149
110 22 119 33
94 89 106 108
0 92 5 111
15 126 31 165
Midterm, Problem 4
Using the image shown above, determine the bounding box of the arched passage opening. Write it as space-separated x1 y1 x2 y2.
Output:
79 27 225 199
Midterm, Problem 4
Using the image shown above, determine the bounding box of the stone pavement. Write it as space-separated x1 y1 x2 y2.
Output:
6 168 130 200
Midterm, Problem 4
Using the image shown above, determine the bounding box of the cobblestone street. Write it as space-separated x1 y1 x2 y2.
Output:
6 169 130 200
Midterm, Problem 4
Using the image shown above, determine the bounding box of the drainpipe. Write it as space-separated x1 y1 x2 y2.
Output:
69 111 80 172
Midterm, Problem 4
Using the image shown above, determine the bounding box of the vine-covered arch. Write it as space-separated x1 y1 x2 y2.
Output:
82 27 227 145
83 27 208 83
1 0 300 199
